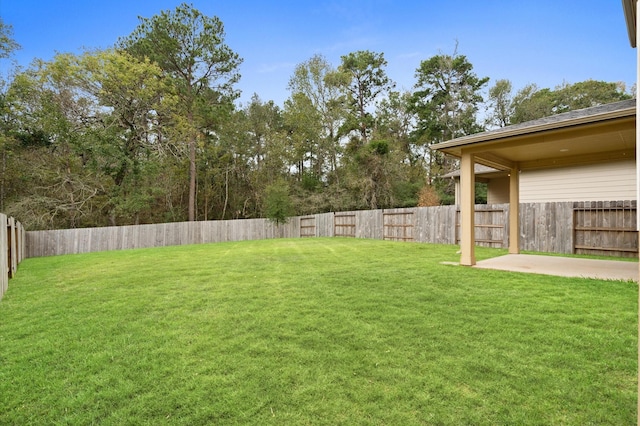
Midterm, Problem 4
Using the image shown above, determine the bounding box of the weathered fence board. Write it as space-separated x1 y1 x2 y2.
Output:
8 217 17 278
316 213 334 237
355 209 384 240
1 215 24 301
1 214 7 300
17 219 25 264
519 202 575 254
414 205 457 244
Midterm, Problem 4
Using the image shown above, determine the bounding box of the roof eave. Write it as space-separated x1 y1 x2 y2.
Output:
622 0 637 47
431 104 636 153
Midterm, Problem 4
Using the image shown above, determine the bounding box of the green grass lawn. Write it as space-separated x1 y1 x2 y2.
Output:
0 238 636 425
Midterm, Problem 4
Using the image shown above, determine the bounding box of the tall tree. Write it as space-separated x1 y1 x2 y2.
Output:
510 80 631 124
0 18 21 211
198 107 251 220
330 50 394 146
485 79 514 128
317 50 396 210
373 90 424 206
287 54 344 180
375 90 417 163
510 84 558 124
240 95 288 217
119 3 242 221
411 47 488 198
553 80 632 112
283 92 322 181
5 59 105 228
0 18 20 60
68 49 169 224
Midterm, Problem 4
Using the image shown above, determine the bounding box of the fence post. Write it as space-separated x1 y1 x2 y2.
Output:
7 217 17 278
0 213 7 300
16 220 24 263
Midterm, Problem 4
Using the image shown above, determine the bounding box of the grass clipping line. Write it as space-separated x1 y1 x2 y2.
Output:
0 238 636 425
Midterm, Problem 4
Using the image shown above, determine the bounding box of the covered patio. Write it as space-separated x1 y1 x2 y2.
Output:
431 100 636 268
474 253 638 282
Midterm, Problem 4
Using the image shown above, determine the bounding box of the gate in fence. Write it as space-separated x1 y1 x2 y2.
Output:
334 213 356 237
300 216 316 238
1 214 25 301
455 207 507 248
573 201 638 258
383 211 414 241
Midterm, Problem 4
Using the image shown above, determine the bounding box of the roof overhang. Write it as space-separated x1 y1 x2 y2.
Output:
443 164 507 180
623 0 637 47
431 100 636 172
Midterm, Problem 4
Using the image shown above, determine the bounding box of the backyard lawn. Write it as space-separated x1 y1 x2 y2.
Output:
0 238 636 425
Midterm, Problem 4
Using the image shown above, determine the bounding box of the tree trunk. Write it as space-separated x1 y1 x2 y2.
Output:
188 138 196 221
221 168 229 220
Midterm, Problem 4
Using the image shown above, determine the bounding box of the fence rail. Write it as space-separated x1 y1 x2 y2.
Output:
1 214 25 301
22 201 638 259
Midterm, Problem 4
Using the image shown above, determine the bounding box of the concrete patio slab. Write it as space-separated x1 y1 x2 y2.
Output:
473 254 639 282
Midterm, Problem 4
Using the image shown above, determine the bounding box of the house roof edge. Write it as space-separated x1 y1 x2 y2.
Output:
431 99 636 152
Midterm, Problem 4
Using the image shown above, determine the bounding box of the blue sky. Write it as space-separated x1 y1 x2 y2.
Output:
1 1 636 107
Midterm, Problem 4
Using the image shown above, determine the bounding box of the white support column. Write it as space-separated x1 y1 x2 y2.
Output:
459 150 476 266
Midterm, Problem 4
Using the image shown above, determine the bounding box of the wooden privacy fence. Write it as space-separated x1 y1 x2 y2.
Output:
27 217 301 258
573 200 637 258
24 201 638 258
1 214 26 301
299 207 457 243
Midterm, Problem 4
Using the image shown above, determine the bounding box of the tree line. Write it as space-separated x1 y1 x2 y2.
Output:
0 4 632 230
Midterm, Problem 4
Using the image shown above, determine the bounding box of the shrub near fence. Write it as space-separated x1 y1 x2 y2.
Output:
24 201 638 259
1 213 25 301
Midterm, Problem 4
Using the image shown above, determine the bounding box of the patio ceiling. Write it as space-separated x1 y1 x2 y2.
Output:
431 100 636 171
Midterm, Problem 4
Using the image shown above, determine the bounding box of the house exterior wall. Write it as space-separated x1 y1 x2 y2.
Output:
456 159 636 204
519 159 636 202
487 176 510 204
454 176 509 204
